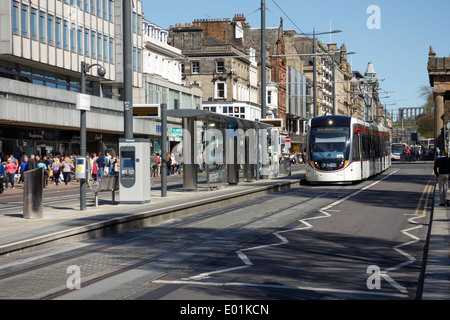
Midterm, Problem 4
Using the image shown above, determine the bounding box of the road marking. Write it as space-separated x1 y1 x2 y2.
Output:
415 179 434 215
157 169 410 298
153 279 409 298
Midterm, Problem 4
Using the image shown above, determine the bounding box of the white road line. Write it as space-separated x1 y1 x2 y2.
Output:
153 279 409 298
155 169 420 297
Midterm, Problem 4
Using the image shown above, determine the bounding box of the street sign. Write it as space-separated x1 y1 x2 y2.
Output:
76 93 91 111
133 104 160 117
285 137 291 143
172 128 183 138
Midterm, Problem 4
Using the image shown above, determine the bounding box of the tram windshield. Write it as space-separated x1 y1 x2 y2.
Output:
310 126 350 161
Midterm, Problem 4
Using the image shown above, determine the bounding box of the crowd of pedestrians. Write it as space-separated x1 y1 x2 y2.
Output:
1 149 305 194
0 152 121 194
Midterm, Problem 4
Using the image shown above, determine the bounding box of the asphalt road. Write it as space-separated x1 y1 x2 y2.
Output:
0 163 435 302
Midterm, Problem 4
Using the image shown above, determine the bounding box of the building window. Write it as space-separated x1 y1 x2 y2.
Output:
96 0 101 17
48 15 54 45
55 17 61 47
102 0 107 19
70 23 76 52
108 0 113 22
91 31 96 58
12 1 19 35
63 20 68 49
77 28 83 54
97 33 102 60
109 37 113 62
84 28 89 56
192 61 199 74
137 48 141 72
103 35 107 61
137 14 141 35
132 46 136 71
216 60 225 73
21 4 28 37
39 11 45 42
30 8 37 40
215 82 226 99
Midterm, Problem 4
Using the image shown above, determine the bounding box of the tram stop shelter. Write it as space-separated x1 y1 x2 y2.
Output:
166 109 274 191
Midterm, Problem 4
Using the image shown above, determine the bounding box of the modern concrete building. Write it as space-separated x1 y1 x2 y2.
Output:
0 0 146 157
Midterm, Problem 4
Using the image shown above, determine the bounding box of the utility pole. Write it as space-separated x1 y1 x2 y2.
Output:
261 0 266 120
123 0 133 139
313 28 317 118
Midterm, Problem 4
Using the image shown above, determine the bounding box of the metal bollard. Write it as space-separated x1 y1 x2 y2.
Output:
23 167 44 219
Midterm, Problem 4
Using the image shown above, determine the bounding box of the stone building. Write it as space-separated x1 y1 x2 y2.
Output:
168 15 261 121
428 46 450 149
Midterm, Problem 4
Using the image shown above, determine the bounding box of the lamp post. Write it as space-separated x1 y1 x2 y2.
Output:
79 62 106 211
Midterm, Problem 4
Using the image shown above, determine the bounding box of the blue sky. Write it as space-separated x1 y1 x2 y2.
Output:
141 0 450 115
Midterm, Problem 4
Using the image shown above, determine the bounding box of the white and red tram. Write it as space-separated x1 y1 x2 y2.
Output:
306 116 391 184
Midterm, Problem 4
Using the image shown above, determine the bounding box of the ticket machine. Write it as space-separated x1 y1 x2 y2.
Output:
119 138 151 204
75 157 90 180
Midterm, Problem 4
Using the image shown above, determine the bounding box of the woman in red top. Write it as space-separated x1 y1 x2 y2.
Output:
5 158 18 190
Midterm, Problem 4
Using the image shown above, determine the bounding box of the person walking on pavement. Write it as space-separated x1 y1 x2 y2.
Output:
434 150 450 206
0 160 5 194
18 155 29 184
62 157 73 187
51 158 61 187
5 158 18 190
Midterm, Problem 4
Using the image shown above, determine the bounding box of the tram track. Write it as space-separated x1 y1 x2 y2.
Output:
0 181 351 300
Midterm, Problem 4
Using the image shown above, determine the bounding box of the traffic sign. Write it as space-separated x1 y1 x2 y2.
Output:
285 137 291 143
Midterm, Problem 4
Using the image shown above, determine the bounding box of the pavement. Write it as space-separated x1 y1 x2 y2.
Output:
0 164 448 300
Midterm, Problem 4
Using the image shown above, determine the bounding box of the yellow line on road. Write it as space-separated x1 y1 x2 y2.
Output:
415 179 434 215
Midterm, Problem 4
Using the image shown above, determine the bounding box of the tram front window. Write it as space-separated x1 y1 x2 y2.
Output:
310 126 350 161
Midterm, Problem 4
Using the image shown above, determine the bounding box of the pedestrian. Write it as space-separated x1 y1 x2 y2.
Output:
151 153 158 177
62 157 73 187
51 158 61 187
18 155 29 184
37 158 48 188
91 157 98 182
0 160 5 194
96 153 105 181
434 150 450 206
5 158 18 190
28 154 36 170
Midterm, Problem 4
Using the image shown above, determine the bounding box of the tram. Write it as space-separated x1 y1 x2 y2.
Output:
306 115 391 184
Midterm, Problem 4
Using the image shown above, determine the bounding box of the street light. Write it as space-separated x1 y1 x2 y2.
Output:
79 62 106 211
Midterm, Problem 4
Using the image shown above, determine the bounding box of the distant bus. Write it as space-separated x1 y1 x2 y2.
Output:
420 138 434 150
391 143 407 161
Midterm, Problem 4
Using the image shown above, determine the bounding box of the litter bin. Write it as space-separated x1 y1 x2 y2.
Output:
23 167 44 219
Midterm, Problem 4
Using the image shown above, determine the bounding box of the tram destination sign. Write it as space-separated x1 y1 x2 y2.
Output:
133 104 160 118
259 118 283 128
